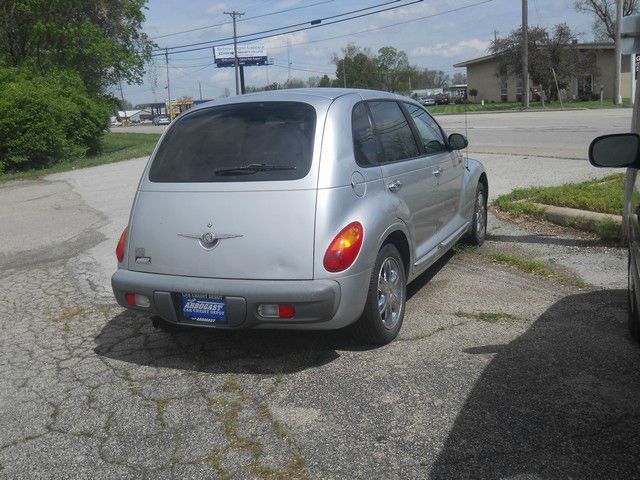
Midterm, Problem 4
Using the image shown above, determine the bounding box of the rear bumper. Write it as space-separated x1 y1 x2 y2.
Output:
111 269 346 330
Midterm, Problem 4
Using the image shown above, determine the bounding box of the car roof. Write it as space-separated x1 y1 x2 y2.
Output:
195 88 413 108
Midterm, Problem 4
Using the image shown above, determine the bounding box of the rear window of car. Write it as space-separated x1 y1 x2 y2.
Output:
149 102 316 182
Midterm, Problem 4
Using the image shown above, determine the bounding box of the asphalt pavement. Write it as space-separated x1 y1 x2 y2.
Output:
1 109 638 478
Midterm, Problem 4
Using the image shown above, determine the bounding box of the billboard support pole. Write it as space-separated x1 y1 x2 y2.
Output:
240 65 246 95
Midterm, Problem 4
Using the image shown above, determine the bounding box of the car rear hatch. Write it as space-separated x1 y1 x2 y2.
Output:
128 100 322 280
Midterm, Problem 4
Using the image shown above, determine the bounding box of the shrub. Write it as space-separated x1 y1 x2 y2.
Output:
0 67 110 173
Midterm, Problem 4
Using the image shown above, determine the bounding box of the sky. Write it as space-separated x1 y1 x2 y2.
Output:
116 0 598 106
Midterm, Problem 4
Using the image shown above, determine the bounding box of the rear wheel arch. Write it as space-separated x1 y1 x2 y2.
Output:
382 230 411 279
479 172 488 194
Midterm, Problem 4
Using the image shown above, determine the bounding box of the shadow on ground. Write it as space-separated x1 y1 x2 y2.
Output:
430 289 640 479
94 311 355 374
94 253 457 375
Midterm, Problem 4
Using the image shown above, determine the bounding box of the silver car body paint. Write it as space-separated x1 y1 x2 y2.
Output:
111 88 487 330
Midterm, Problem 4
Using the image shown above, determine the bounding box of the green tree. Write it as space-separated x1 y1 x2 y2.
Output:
0 66 110 172
333 43 382 89
318 75 332 87
0 0 154 95
491 23 595 101
451 72 467 85
376 46 411 92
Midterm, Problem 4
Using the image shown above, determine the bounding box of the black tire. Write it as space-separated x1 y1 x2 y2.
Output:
351 244 406 345
628 251 640 341
465 181 488 246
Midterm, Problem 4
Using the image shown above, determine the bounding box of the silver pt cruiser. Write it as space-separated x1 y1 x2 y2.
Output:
112 88 488 344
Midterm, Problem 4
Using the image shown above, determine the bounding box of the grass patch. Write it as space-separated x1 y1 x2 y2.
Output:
494 174 625 243
0 132 160 182
248 454 307 480
488 252 556 277
451 243 479 254
428 99 631 115
454 310 519 323
495 174 626 215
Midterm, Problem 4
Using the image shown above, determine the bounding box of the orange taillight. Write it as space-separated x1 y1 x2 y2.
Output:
323 222 364 273
116 227 128 263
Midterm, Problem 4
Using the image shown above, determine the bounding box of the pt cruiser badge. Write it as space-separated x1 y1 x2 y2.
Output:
177 230 243 249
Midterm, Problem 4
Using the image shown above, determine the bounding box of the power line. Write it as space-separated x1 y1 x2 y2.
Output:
152 0 422 55
267 0 496 53
152 0 335 40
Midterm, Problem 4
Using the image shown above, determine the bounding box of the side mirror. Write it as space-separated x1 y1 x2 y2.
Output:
589 133 640 168
448 133 468 151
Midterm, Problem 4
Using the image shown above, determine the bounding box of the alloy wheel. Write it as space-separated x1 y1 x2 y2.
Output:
377 257 404 330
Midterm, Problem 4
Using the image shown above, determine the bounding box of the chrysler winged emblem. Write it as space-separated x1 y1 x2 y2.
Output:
178 224 242 249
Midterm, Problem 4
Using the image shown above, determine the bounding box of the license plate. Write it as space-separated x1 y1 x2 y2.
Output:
181 293 226 323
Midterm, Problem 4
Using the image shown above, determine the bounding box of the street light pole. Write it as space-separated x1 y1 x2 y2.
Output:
615 0 623 104
522 0 529 108
224 10 244 96
165 48 172 118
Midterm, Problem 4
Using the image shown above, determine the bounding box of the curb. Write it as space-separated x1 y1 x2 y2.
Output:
530 203 621 232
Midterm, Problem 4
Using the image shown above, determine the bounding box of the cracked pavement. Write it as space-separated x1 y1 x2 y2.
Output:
2 151 640 478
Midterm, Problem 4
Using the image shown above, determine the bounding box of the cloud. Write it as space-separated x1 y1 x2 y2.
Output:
412 39 490 58
377 3 438 21
210 70 234 82
262 31 309 52
205 3 231 17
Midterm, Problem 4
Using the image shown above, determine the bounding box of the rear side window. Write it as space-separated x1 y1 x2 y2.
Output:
367 101 420 163
149 102 316 182
352 103 378 166
404 103 446 155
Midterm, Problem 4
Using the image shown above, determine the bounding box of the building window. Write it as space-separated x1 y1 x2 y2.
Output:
516 77 523 102
500 77 508 102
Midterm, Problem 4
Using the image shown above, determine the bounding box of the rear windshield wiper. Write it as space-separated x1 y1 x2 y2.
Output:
214 163 297 176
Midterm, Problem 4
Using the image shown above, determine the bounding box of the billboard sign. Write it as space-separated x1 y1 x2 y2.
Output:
214 43 268 67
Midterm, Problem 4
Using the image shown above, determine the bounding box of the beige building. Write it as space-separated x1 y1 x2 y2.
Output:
454 43 633 103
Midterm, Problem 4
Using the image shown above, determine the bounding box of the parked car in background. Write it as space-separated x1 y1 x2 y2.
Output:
112 88 487 345
153 115 171 125
419 97 436 106
590 133 640 341
434 93 450 105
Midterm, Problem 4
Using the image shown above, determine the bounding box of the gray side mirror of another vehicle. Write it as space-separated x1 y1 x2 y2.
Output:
589 133 640 169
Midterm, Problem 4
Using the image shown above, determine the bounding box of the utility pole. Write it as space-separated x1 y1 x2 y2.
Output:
224 10 244 95
522 0 529 108
199 82 202 100
342 59 347 88
165 48 172 118
615 0 623 104
287 39 292 84
118 80 128 122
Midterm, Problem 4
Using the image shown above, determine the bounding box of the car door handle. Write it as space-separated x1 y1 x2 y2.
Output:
433 166 443 177
387 180 402 192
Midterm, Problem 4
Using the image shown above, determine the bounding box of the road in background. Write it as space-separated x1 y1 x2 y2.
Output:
114 108 633 160
437 108 632 159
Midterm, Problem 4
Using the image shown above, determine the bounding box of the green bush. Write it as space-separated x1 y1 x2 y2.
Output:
0 67 110 173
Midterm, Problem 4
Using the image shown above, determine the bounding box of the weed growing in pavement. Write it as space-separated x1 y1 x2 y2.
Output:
454 310 520 323
488 252 556 277
452 243 479 254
